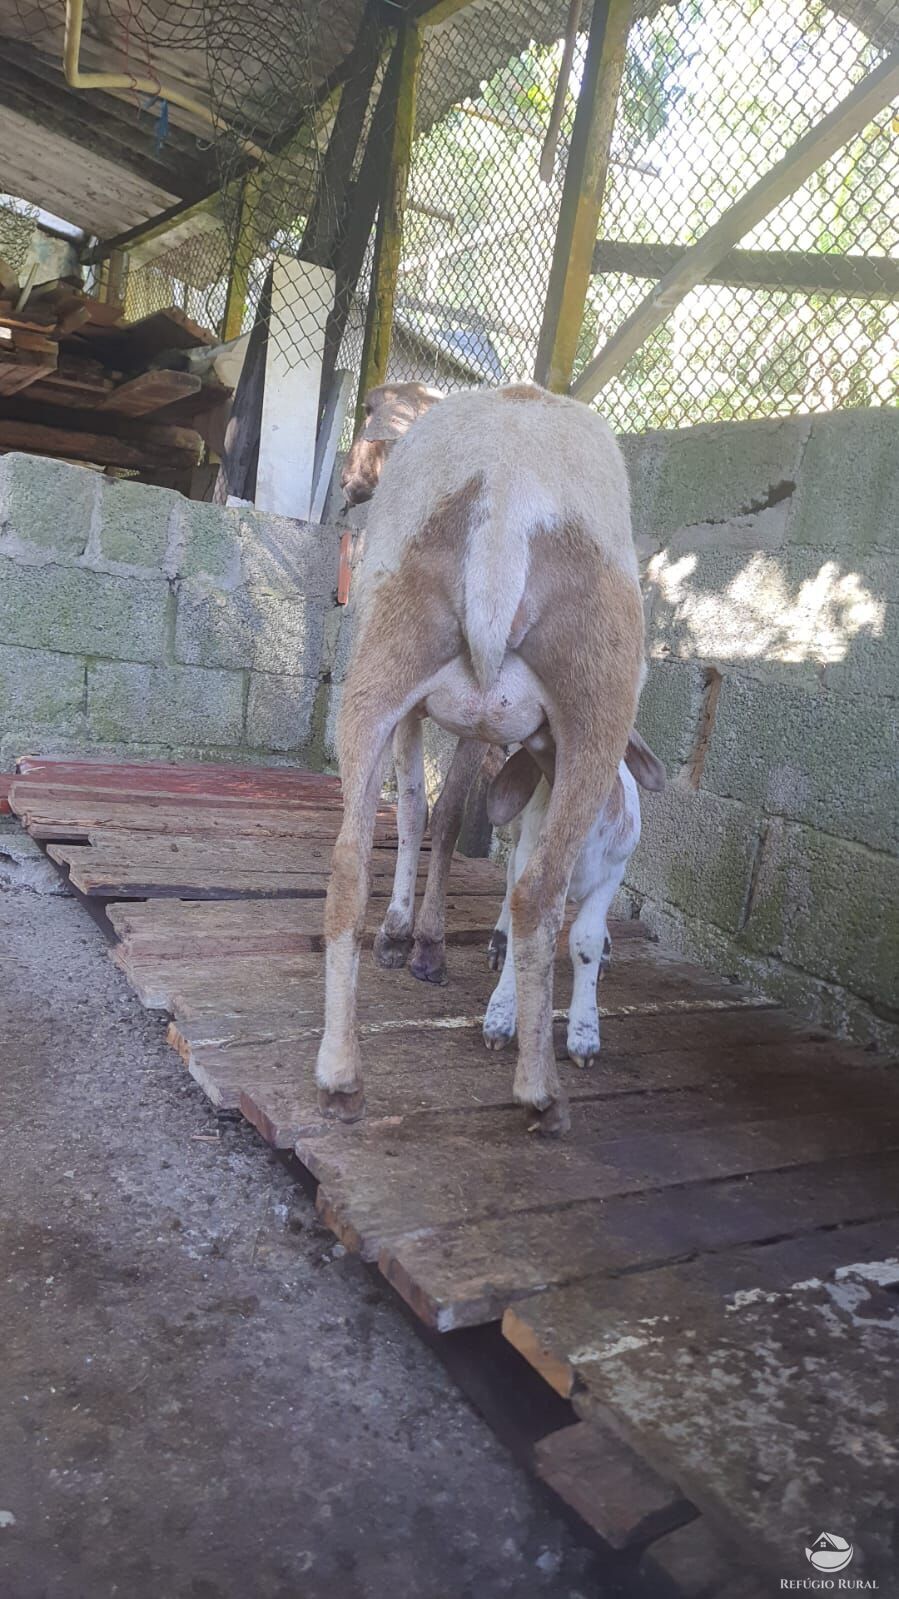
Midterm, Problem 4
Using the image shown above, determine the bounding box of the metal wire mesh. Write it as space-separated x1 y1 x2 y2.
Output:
388 0 897 428
0 195 38 277
382 5 581 394
582 0 899 426
125 222 232 330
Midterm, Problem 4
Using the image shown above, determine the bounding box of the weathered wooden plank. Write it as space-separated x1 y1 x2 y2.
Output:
503 1221 899 1579
0 417 202 468
380 1145 899 1329
112 897 503 962
15 755 343 798
534 1421 696 1550
301 1102 899 1265
49 848 501 902
98 370 203 417
23 801 393 843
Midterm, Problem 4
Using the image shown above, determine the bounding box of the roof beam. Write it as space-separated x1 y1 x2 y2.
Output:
573 49 899 402
0 47 210 202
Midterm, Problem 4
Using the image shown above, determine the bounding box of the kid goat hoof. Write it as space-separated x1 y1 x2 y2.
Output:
486 930 507 971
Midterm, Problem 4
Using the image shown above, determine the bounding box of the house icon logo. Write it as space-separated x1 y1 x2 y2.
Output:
806 1533 854 1573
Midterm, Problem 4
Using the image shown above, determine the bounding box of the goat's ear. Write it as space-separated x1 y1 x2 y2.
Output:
625 728 667 792
487 748 543 825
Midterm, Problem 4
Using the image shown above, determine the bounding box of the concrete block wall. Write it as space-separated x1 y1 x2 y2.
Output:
0 454 344 771
621 407 898 1051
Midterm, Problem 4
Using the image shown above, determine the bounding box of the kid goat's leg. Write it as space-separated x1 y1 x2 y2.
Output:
374 714 428 969
567 854 629 1068
409 737 485 985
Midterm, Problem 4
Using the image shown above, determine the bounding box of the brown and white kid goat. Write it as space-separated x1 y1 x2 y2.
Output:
317 380 646 1135
483 730 664 1068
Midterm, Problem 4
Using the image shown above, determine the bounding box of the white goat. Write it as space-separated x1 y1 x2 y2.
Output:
318 380 646 1135
482 731 664 1067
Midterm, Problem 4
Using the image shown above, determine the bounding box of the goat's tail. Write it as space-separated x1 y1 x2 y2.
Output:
463 490 529 692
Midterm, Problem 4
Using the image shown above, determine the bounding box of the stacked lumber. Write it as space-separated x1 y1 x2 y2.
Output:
0 262 233 481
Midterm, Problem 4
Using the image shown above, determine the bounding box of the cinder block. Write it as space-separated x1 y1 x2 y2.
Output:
625 417 808 541
0 555 168 662
99 477 179 567
0 452 97 557
175 500 242 585
636 660 706 775
625 781 760 933
639 899 899 1054
0 642 84 724
788 408 899 554
238 512 341 597
741 819 899 1012
88 661 245 745
821 600 899 696
176 579 325 677
246 671 317 750
701 672 898 853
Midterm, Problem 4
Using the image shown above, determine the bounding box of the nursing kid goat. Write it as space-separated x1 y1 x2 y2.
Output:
317 381 648 1135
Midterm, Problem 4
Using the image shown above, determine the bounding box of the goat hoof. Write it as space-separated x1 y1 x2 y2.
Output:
317 1086 366 1122
482 1021 515 1051
526 1096 570 1137
568 1051 598 1069
373 927 412 969
487 930 507 971
409 937 448 986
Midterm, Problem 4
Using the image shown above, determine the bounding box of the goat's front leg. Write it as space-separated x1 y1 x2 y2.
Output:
567 859 627 1067
374 714 427 970
409 737 485 985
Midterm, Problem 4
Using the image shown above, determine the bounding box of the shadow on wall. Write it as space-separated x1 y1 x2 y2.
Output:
622 407 898 1054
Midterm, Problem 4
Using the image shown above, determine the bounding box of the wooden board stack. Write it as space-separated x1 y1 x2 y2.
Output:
7 753 899 1595
0 264 232 482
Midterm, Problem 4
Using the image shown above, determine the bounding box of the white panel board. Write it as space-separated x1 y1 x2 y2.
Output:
256 256 334 522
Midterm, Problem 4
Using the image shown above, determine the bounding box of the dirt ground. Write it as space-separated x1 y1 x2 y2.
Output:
0 877 632 1599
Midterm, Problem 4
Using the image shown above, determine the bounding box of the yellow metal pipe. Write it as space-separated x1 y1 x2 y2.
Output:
63 0 264 158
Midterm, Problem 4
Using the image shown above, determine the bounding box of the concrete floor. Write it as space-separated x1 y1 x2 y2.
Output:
0 879 627 1599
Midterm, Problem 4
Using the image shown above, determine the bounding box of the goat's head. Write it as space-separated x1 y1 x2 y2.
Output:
340 382 443 507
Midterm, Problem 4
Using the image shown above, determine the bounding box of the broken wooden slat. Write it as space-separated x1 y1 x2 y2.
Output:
534 1420 696 1550
503 1220 899 1579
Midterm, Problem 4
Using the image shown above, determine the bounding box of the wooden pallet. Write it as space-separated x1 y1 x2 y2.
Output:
8 754 899 1593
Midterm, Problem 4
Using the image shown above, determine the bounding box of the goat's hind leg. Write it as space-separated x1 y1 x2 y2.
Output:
316 599 459 1120
374 714 427 969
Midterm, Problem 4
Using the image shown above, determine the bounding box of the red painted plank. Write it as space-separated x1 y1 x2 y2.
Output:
15 755 342 804
0 774 11 815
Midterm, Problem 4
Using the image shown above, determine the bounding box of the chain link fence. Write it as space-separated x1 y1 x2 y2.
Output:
589 0 899 430
385 0 897 429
